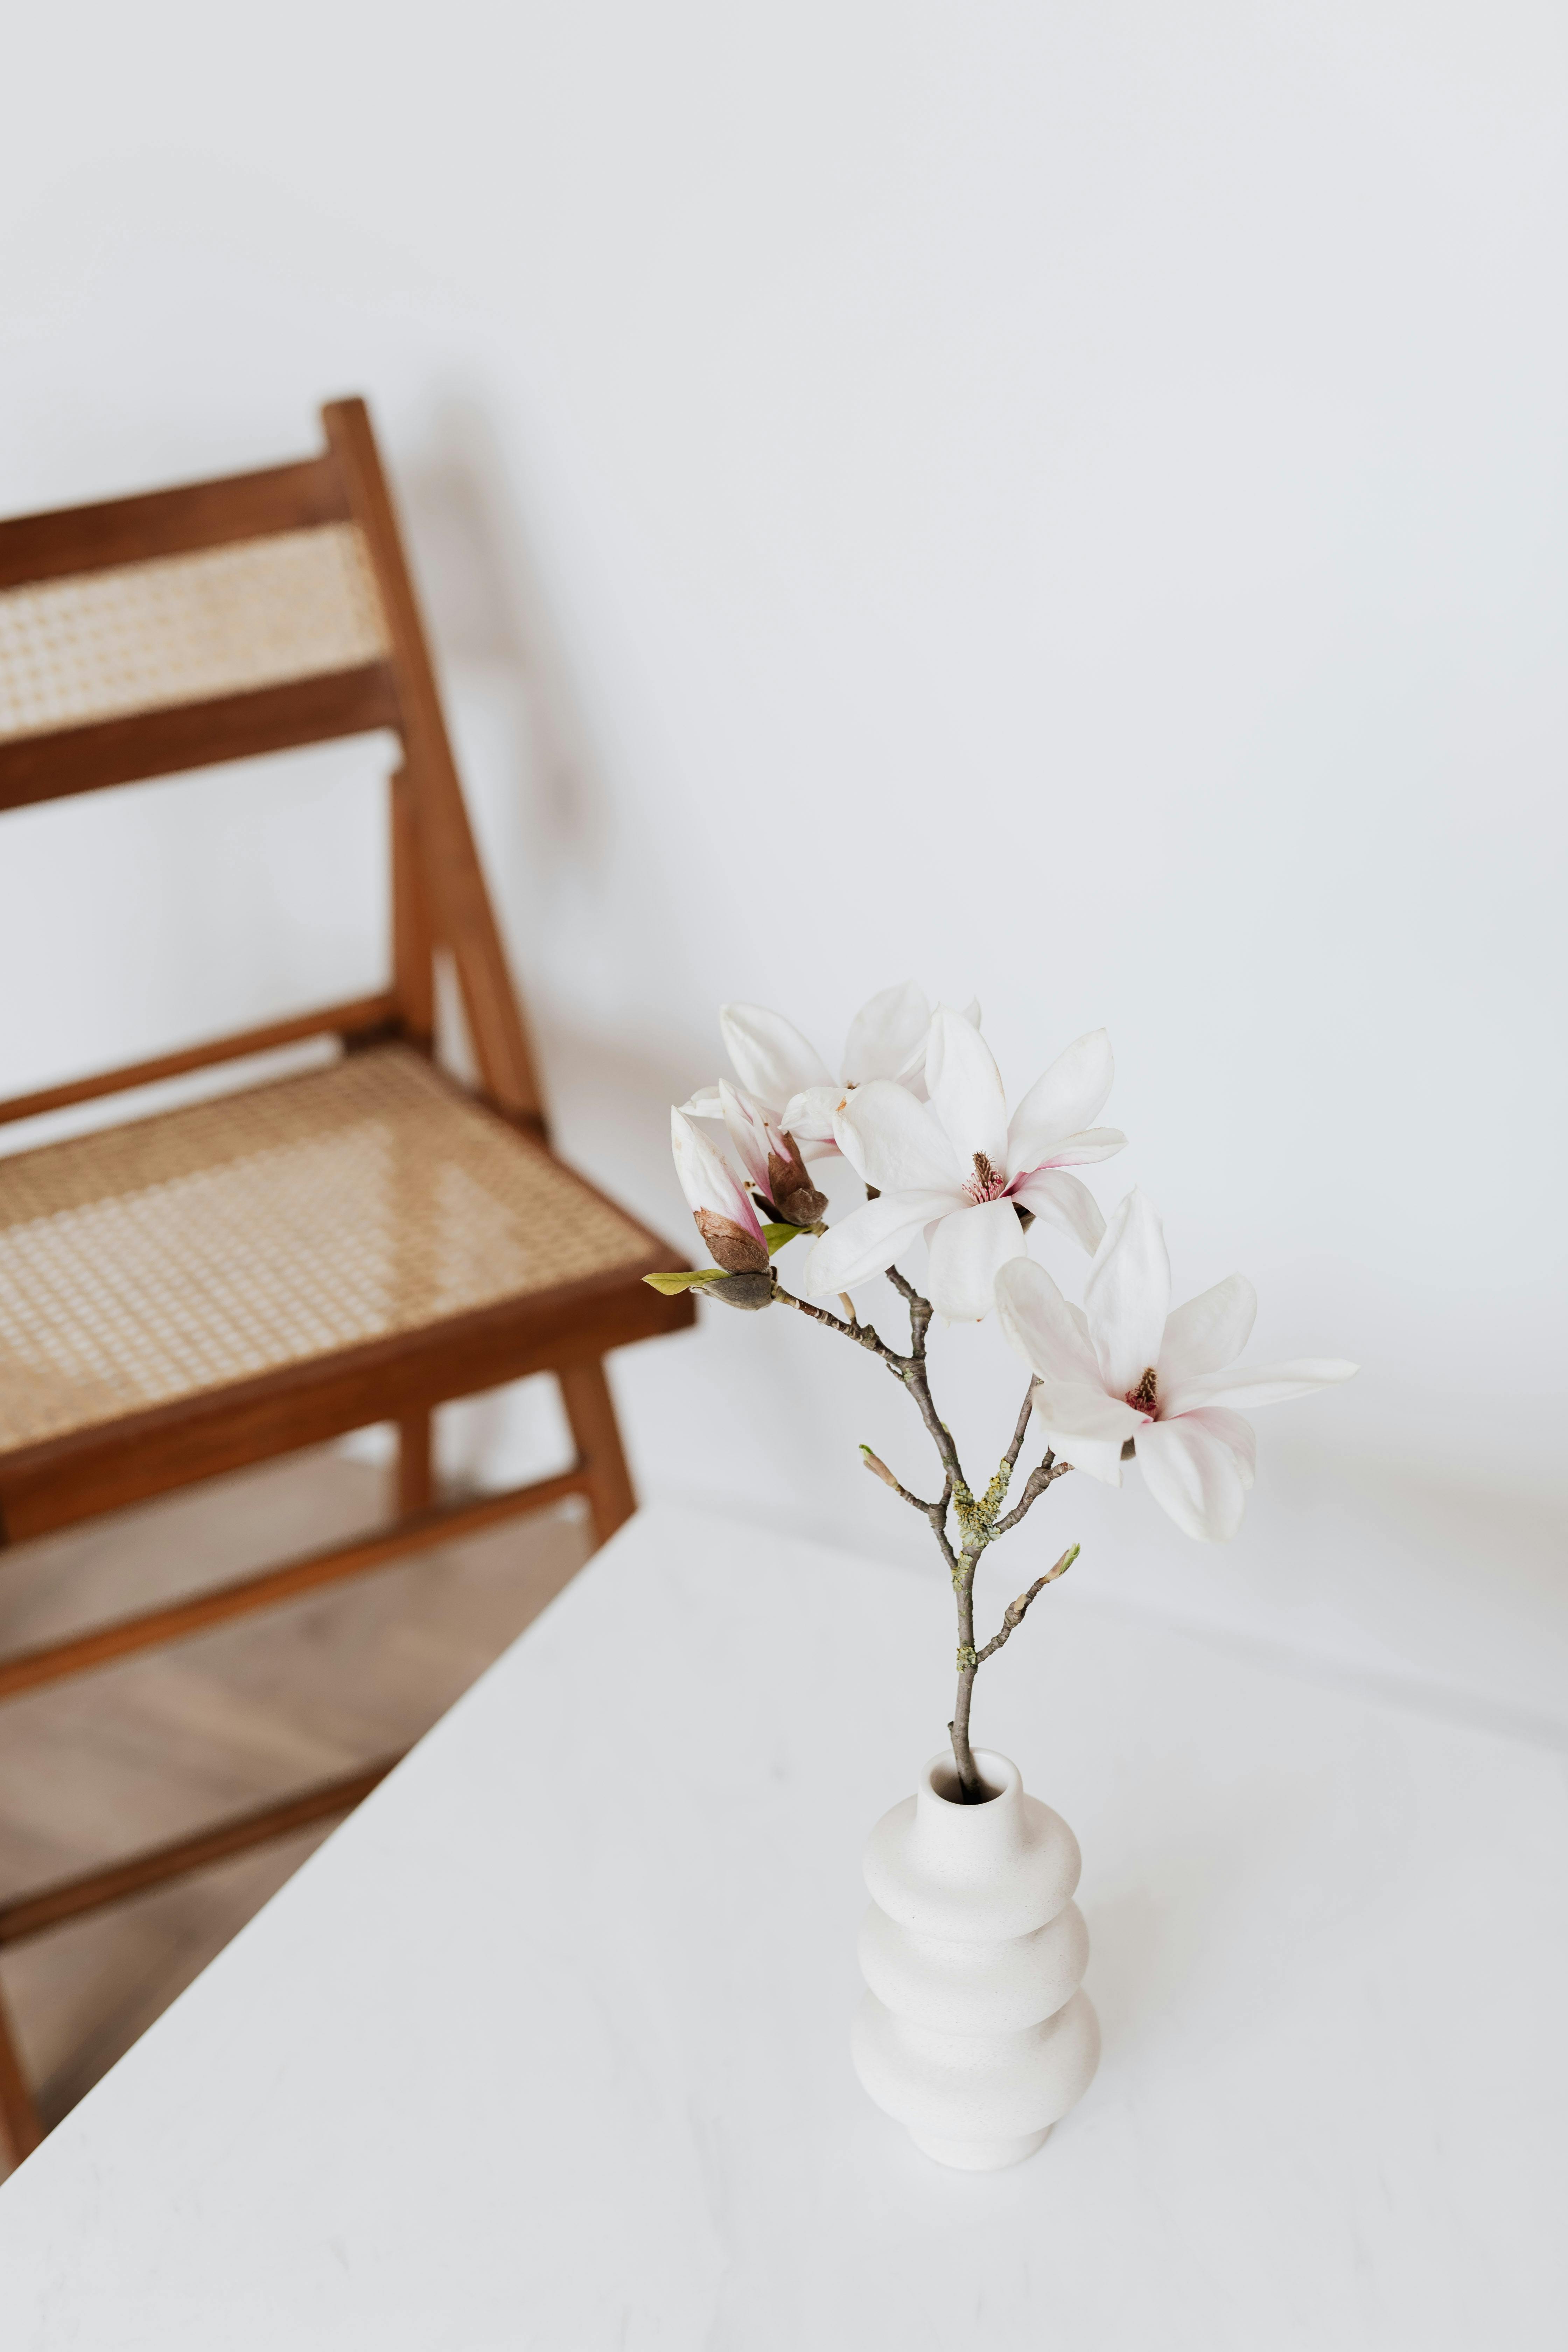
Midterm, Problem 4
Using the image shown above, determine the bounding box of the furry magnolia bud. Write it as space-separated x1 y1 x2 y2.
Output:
767 1145 827 1229
704 1270 774 1311
694 1209 770 1275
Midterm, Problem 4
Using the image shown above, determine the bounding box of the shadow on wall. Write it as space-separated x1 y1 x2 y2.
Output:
396 396 616 888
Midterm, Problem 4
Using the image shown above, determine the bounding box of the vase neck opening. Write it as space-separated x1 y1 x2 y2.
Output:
912 1750 1028 1869
927 1761 1005 1807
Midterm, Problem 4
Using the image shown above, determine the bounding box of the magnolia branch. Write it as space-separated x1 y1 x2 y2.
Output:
884 1264 933 1360
975 1545 1080 1662
992 1451 1069 1538
1001 1386 1035 1476
769 1279 902 1368
860 1447 957 1574
772 1260 1072 1804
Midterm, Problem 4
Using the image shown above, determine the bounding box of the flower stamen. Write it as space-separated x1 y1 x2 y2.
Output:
1126 1366 1158 1414
963 1151 1009 1206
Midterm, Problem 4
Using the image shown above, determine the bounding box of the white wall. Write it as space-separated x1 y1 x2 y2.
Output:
1 3 1563 1737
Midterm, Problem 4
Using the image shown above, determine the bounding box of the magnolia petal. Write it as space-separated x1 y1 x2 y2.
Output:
718 1080 773 1196
925 1004 1009 1172
678 1085 724 1120
835 1078 960 1195
1034 1126 1126 1169
780 1084 844 1140
1160 1358 1359 1417
670 1108 765 1242
1158 1274 1257 1389
959 999 982 1029
924 1197 1027 1322
1027 1381 1146 1446
1006 1029 1115 1170
841 982 931 1086
720 1003 832 1111
993 1256 1104 1388
1011 1167 1107 1254
1084 1188 1171 1398
1028 1391 1126 1488
1179 1405 1256 1489
801 1189 955 1296
1134 1416 1248 1542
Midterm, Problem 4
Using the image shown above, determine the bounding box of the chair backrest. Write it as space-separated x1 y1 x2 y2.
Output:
0 399 544 1138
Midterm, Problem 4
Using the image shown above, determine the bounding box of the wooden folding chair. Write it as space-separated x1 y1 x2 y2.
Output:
0 399 693 2163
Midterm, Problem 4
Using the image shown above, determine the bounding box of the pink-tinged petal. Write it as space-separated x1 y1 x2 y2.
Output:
669 1108 765 1241
1006 1029 1115 1171
1134 1417 1247 1541
924 1197 1027 1322
925 1005 1009 1171
718 1080 773 1195
1028 1383 1146 1446
802 1189 956 1296
1031 1126 1126 1169
719 1003 832 1110
993 1257 1104 1388
834 1078 960 1195
1048 1437 1126 1485
1084 1189 1170 1397
1011 1167 1107 1254
1179 1406 1256 1490
1027 1386 1138 1487
841 982 931 1085
1160 1359 1359 1417
1157 1274 1256 1389
678 1084 724 1120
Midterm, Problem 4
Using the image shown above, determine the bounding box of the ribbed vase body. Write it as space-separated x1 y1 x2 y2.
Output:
851 1749 1099 2170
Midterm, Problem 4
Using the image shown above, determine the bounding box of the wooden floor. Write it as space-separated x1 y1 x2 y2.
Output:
0 1445 592 2175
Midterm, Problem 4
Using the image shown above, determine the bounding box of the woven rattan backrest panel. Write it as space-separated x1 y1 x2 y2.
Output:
0 524 391 744
0 1048 652 1453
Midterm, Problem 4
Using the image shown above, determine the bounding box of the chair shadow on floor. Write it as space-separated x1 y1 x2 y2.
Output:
0 1442 592 2164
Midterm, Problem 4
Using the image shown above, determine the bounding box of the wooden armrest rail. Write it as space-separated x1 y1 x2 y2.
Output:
0 992 400 1127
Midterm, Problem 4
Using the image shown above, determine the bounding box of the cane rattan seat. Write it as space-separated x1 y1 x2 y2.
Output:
0 1047 656 1456
0 400 693 2168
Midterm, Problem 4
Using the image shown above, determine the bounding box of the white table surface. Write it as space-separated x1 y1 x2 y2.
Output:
1 1502 1563 2350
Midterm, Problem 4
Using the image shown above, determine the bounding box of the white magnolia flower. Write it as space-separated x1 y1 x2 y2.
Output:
803 1006 1126 1322
670 1107 769 1273
993 1190 1357 1541
716 1081 826 1226
682 983 968 1162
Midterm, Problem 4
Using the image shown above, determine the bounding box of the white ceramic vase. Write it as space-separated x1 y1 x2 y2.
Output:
851 1748 1099 2170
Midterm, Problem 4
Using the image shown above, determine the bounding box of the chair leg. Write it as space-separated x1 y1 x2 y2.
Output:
396 1411 434 1515
0 1975 41 2169
558 1360 636 1548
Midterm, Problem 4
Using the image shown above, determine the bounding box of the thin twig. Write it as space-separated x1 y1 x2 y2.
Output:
859 1446 936 1514
860 1448 957 1572
884 1264 932 1359
1001 1384 1035 1476
975 1545 1080 1662
992 1451 1070 1537
769 1278 901 1367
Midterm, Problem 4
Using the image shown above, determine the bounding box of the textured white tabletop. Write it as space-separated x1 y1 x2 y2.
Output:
1 1502 1563 2350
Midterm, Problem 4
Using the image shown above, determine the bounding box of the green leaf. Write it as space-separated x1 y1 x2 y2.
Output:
642 1267 728 1294
762 1220 815 1253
